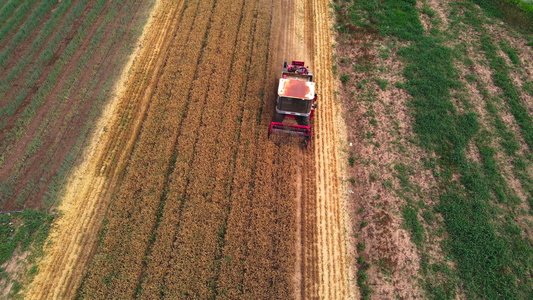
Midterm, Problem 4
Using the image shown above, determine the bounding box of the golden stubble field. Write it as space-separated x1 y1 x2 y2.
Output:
27 0 354 299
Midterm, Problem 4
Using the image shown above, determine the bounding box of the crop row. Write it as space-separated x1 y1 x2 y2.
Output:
0 0 39 47
133 0 215 292
93 0 185 180
215 0 297 297
0 0 25 31
151 0 255 296
0 0 56 70
241 2 297 295
0 0 102 201
76 0 207 297
0 0 92 171
0 0 97 202
224 0 278 294
0 0 117 205
37 0 151 209
0 0 78 108
78 0 301 298
19 0 145 207
0 0 97 133
165 0 260 296
91 0 192 185
0 0 151 211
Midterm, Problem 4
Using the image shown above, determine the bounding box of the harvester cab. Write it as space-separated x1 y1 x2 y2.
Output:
269 61 317 148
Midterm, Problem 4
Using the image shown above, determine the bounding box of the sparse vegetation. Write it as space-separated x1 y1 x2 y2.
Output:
402 206 424 246
340 73 350 84
375 78 388 90
348 152 355 166
336 0 533 298
356 256 372 299
0 210 54 297
470 0 533 30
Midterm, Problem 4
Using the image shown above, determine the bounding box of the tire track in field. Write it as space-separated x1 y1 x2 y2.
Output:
26 1 183 298
275 0 325 298
274 0 309 298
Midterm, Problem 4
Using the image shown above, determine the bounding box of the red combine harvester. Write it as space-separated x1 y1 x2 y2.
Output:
269 61 317 148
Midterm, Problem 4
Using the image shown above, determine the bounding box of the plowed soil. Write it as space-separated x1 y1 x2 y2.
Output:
27 0 354 298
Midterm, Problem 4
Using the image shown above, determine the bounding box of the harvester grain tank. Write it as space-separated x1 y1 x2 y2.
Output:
269 61 317 148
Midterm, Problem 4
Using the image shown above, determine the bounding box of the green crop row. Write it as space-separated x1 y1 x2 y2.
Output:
0 0 90 124
2 0 144 207
480 35 533 150
0 0 77 102
39 2 140 208
0 0 25 29
0 0 56 68
457 3 533 214
0 0 103 138
0 0 39 47
470 0 533 31
0 0 109 202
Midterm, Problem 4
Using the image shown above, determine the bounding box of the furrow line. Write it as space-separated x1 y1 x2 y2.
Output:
73 0 193 298
94 0 183 179
152 0 246 296
212 0 261 295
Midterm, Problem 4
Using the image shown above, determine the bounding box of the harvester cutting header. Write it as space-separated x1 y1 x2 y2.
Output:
269 61 317 148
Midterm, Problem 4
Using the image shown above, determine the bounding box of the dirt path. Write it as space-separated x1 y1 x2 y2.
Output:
27 0 353 298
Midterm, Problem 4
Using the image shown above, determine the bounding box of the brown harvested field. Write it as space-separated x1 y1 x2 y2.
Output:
26 0 353 298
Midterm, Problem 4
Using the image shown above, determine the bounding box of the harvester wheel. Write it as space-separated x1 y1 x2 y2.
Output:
295 116 309 126
274 112 285 123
